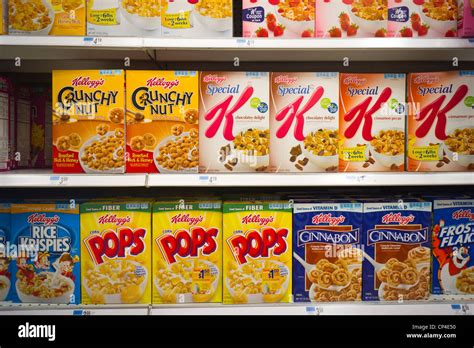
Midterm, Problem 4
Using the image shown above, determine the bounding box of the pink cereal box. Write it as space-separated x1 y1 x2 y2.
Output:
199 71 270 173
388 0 457 38
458 0 474 37
339 73 406 172
270 72 339 173
243 0 315 38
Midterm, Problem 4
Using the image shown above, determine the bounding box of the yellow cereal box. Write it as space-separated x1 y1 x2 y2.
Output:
152 200 222 304
80 201 152 304
223 201 292 304
8 0 86 36
126 70 199 173
52 70 125 174
1 0 7 35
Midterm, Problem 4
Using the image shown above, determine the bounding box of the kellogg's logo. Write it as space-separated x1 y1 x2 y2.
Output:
71 77 105 89
274 75 298 84
453 209 474 221
27 213 60 226
203 74 227 84
381 212 415 225
311 213 346 226
170 213 204 226
146 77 180 89
414 74 440 85
343 76 367 86
98 214 131 226
241 214 274 226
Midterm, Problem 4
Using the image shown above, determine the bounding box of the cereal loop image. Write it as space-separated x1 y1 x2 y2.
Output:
80 132 125 171
56 136 71 151
155 133 199 171
184 108 198 124
109 107 125 123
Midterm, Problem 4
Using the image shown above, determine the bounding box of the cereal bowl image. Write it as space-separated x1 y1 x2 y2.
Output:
301 128 339 170
15 272 75 304
193 0 232 32
368 128 405 168
420 0 457 35
454 267 474 294
231 128 270 171
120 0 161 31
79 131 125 174
274 0 315 35
440 126 474 168
9 0 54 35
153 132 199 174
347 0 387 35
0 275 11 301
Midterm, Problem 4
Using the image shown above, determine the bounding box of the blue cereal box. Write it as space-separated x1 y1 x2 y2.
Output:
362 200 432 301
432 199 474 295
0 203 11 302
293 201 363 302
10 203 80 304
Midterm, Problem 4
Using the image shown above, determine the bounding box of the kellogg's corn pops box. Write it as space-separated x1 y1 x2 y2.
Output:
126 70 199 173
152 200 222 303
10 203 80 304
0 203 11 302
339 73 406 172
270 72 339 173
52 70 125 174
8 0 86 36
199 71 270 173
80 201 152 304
223 201 292 304
407 71 474 172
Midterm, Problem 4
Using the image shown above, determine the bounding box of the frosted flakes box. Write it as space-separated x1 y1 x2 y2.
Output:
362 200 432 301
407 71 474 172
223 201 292 304
0 203 11 302
432 198 474 295
293 201 363 302
270 72 339 173
199 71 270 173
152 200 222 304
10 203 80 304
339 73 406 172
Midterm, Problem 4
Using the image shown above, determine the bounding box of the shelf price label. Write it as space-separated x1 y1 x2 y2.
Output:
83 37 103 46
236 38 255 48
49 175 69 186
73 309 92 316
305 306 322 315
198 175 218 185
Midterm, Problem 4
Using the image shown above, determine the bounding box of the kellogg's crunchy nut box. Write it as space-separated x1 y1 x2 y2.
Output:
52 70 125 174
339 73 406 172
199 71 270 173
126 70 199 173
223 201 292 304
270 72 339 173
152 200 222 304
80 201 152 304
9 0 86 36
0 203 11 302
407 71 474 172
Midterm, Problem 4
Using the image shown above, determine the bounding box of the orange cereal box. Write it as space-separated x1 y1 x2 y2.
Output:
80 201 152 304
52 70 125 174
407 71 474 172
152 200 222 304
1 0 6 35
126 70 199 173
339 73 406 172
223 201 292 304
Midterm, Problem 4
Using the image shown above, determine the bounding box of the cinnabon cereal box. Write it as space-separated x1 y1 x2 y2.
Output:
10 203 81 304
432 198 474 295
223 201 292 304
407 71 474 172
152 200 222 304
199 71 270 173
362 200 432 301
293 201 363 302
270 72 339 173
126 70 199 173
339 73 406 172
80 201 152 304
52 70 125 174
0 203 11 302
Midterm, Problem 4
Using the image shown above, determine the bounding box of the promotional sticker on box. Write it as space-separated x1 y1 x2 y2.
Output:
0 203 11 302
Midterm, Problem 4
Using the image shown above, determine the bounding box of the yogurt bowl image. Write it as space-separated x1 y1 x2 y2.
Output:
368 128 405 168
16 272 74 304
120 0 161 30
0 276 10 301
440 126 474 168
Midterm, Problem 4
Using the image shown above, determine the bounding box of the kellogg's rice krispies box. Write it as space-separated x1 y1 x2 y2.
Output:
270 72 339 173
0 203 11 302
339 73 406 172
293 201 363 302
432 198 474 295
126 70 199 173
153 200 222 304
243 0 315 38
223 201 292 304
362 200 432 301
53 70 125 174
10 203 80 304
199 71 270 173
407 71 474 172
9 0 86 36
80 201 152 304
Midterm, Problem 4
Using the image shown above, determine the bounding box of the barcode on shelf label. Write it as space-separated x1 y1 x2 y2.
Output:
198 175 218 185
83 37 103 46
305 306 321 315
236 38 254 47
49 176 68 186
73 310 92 316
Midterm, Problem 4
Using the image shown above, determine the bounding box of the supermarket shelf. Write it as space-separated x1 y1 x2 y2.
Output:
0 303 149 316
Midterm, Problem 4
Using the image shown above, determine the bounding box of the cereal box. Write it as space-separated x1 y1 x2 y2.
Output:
152 200 222 304
87 0 161 37
458 0 474 37
10 203 81 304
126 70 199 173
407 71 474 172
388 0 457 38
0 0 7 35
52 70 125 174
223 201 292 304
0 76 12 171
31 87 52 169
0 203 11 302
362 200 432 301
80 201 152 304
339 73 406 172
8 0 86 36
316 0 387 38
199 71 270 173
270 72 339 173
432 198 474 295
243 0 315 38
162 0 233 38
15 87 31 168
293 201 363 302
